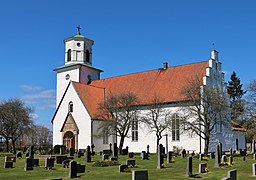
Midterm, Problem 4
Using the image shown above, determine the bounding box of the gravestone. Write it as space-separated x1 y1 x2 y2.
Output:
69 148 75 157
4 161 13 168
252 163 256 176
147 145 150 154
56 155 67 164
17 151 22 158
215 144 221 167
5 155 16 162
181 149 186 158
86 145 91 162
157 144 164 169
91 144 95 156
109 143 112 151
128 152 134 158
122 146 128 155
60 146 64 155
219 142 223 157
229 156 233 165
62 159 70 168
222 155 227 163
210 152 215 159
126 159 136 167
230 148 233 156
111 156 118 161
33 158 39 166
141 151 149 160
69 160 77 178
252 140 255 154
254 153 256 160
199 163 207 173
76 163 86 173
228 169 237 180
113 143 118 157
24 157 34 171
29 145 34 159
45 157 55 170
132 170 148 180
199 153 203 161
186 155 193 177
119 164 128 172
167 151 173 163
240 149 246 156
102 154 109 161
103 149 112 156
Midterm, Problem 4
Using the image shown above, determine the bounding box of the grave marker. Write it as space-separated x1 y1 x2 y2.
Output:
69 160 77 178
86 145 91 162
186 155 193 177
167 151 173 163
215 144 221 167
157 144 164 169
126 159 136 167
199 163 207 173
119 164 128 172
252 163 256 176
24 157 33 171
132 170 148 180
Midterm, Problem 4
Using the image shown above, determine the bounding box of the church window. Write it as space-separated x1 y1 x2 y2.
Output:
86 50 90 63
172 114 180 141
103 130 109 144
69 101 73 112
131 119 138 141
67 49 71 62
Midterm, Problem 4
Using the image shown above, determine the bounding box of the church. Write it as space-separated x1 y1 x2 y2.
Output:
52 29 246 153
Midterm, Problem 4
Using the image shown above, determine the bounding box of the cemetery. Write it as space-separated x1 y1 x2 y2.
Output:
1 144 256 179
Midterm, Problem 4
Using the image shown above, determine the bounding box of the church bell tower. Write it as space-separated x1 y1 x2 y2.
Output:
54 26 103 105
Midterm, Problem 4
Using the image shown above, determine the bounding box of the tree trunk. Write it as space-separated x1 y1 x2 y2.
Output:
204 136 210 155
156 138 160 154
118 136 125 154
11 138 16 154
5 138 9 152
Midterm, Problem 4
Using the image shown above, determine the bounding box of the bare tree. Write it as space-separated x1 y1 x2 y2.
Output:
141 96 172 153
0 99 33 153
181 77 229 154
97 92 139 154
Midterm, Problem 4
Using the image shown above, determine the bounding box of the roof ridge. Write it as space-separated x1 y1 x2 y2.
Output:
94 60 208 82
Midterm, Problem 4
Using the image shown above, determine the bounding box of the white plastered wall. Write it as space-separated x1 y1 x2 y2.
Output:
53 83 92 149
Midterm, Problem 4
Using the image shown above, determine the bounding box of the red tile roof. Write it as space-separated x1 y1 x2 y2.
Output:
73 61 209 119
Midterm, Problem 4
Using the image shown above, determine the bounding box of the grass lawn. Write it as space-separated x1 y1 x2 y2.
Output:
0 153 255 179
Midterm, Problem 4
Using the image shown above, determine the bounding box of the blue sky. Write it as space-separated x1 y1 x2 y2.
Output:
0 0 255 128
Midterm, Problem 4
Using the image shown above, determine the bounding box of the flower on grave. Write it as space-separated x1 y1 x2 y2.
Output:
162 163 166 167
205 167 209 172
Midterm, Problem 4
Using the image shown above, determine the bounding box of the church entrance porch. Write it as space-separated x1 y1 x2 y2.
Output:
63 131 75 150
60 113 79 151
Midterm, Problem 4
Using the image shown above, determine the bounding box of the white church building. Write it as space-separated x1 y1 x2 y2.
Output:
52 29 246 153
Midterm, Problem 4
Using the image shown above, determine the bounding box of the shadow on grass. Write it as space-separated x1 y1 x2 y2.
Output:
190 174 202 178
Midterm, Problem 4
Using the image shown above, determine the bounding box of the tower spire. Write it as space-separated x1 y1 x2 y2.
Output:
77 25 82 35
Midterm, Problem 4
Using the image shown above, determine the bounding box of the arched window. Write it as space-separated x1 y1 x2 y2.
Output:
172 114 180 141
69 101 73 112
67 49 71 62
86 50 90 63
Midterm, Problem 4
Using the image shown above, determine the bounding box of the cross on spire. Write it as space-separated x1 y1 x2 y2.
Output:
77 25 82 35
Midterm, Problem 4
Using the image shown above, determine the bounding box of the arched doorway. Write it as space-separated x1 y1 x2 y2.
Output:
63 131 75 150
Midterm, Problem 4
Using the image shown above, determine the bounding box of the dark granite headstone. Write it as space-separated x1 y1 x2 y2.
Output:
252 140 256 154
76 164 86 173
128 152 134 158
69 160 77 178
222 155 227 163
4 161 13 168
45 157 55 170
56 156 67 164
102 154 109 161
33 158 39 166
157 144 164 169
69 148 75 157
240 149 246 156
17 151 22 158
167 151 173 163
187 155 193 177
126 159 136 167
103 149 112 156
229 156 233 165
24 157 34 171
111 156 118 161
86 146 91 162
141 151 149 160
119 164 128 172
5 155 16 162
132 170 148 180
199 163 207 173
62 159 70 168
228 169 237 180
113 143 118 157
